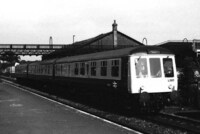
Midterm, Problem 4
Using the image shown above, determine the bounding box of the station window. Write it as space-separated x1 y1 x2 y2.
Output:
149 58 162 78
101 61 107 76
135 58 148 78
74 63 79 75
111 60 119 77
80 62 85 75
91 61 96 76
163 58 174 77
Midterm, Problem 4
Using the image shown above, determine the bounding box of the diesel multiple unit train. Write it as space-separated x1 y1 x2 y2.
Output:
14 46 178 111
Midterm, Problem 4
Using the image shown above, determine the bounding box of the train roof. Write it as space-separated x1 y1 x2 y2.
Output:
56 46 173 63
29 58 57 66
15 63 28 68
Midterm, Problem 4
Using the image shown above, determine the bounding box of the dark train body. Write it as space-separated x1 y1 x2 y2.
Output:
15 46 178 111
159 42 200 108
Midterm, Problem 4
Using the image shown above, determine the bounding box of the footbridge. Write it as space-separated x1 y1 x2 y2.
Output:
0 44 67 55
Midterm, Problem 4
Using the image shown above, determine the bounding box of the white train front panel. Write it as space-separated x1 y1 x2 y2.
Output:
129 54 178 94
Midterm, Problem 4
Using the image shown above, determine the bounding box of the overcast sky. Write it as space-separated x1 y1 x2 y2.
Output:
0 0 200 61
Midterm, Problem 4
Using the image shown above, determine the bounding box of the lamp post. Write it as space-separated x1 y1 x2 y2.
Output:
73 35 75 44
183 38 188 42
142 38 148 45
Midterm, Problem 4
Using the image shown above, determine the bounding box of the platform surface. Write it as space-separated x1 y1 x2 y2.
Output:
0 82 136 134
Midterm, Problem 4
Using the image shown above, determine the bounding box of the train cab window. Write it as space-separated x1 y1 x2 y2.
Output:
91 62 96 76
135 58 148 78
80 62 85 75
74 63 79 75
111 60 119 77
101 61 107 76
163 58 174 77
149 58 162 78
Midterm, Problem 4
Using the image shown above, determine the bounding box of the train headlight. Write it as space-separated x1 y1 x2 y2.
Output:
168 84 175 91
194 70 200 77
139 86 145 93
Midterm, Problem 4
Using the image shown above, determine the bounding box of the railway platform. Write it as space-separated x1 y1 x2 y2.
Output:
0 81 138 134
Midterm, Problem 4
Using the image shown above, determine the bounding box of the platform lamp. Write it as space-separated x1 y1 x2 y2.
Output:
183 38 188 42
142 37 148 45
73 35 75 44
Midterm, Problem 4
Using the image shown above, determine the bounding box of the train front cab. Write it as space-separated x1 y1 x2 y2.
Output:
128 54 178 107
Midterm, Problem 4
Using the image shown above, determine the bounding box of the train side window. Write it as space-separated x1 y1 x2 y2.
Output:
80 62 85 75
101 61 107 76
91 61 96 76
111 60 119 77
62 63 68 76
149 58 162 78
135 58 148 78
74 63 79 75
163 58 174 77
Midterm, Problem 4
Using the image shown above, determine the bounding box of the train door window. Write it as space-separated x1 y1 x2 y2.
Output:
149 58 162 78
55 64 58 75
91 61 96 76
47 65 50 74
56 64 61 75
50 65 52 75
59 64 62 75
37 66 39 74
135 58 148 78
80 62 85 76
41 65 44 74
163 58 174 77
62 63 67 76
60 64 63 75
36 66 38 74
74 63 79 75
101 61 107 76
86 62 89 76
68 64 71 76
111 60 119 77
43 65 46 74
40 66 42 74
38 66 40 74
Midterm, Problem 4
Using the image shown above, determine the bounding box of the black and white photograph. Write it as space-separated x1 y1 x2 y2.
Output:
0 0 200 134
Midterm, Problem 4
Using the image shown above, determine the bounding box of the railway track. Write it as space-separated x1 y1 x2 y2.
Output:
142 113 200 134
0 77 192 134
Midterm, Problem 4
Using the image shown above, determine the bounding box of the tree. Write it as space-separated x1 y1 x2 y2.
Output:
0 51 20 64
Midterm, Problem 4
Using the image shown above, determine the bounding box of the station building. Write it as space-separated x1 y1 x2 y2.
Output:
43 20 143 60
